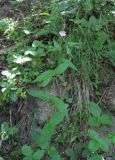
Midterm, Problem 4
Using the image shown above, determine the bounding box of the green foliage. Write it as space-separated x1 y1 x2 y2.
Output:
88 129 109 152
22 145 44 160
0 122 18 141
88 102 112 127
34 59 76 86
0 0 114 159
27 89 67 158
89 154 104 160
0 20 8 31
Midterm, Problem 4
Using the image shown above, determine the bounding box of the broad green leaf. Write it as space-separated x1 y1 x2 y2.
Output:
22 145 32 157
48 146 63 160
32 40 43 48
0 157 4 160
38 122 55 149
63 59 77 71
27 89 51 101
65 148 76 159
89 154 104 160
33 150 44 160
54 63 69 75
9 127 18 135
108 133 115 144
49 112 64 126
99 114 112 125
31 132 41 145
88 129 99 140
88 140 100 152
53 40 62 52
99 139 109 152
88 102 102 117
1 122 9 132
84 0 93 11
33 70 54 86
51 97 69 120
88 117 101 127
28 89 68 149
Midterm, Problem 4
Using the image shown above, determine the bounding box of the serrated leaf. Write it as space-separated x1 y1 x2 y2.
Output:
33 150 44 160
99 139 109 152
88 129 99 140
88 117 101 127
88 102 102 117
22 145 32 157
100 114 112 125
88 140 100 152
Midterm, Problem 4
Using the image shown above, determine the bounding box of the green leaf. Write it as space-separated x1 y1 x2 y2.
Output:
88 117 101 127
108 133 115 144
89 154 104 160
99 139 109 152
54 63 69 75
33 70 54 86
1 122 9 132
31 132 41 145
0 20 8 31
88 129 99 140
9 127 18 135
22 145 32 157
51 97 69 120
27 89 51 101
88 140 100 152
84 0 93 11
32 40 43 48
48 146 63 160
88 102 102 117
65 148 76 158
37 122 55 149
99 114 112 125
28 89 68 149
33 150 44 160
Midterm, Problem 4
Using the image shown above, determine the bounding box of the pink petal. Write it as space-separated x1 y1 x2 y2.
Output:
59 31 66 37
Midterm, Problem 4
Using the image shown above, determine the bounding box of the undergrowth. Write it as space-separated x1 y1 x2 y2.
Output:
0 0 115 160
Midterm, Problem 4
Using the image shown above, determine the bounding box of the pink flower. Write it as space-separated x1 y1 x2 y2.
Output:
59 31 66 37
